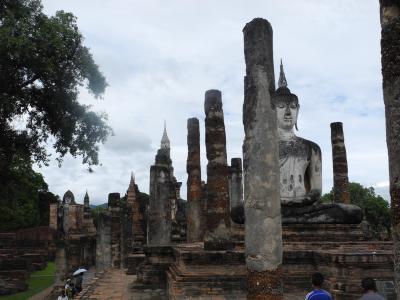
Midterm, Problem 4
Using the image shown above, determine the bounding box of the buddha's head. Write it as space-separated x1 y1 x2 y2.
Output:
273 61 299 131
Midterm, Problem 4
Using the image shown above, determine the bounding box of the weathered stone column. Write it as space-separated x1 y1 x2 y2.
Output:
229 158 244 224
330 122 350 204
243 18 283 299
148 153 172 245
186 117 204 242
379 0 400 294
204 89 232 250
96 211 111 273
55 244 67 285
108 193 121 268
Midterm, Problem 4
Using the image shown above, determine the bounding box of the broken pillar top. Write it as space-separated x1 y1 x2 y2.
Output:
230 158 242 171
204 89 222 113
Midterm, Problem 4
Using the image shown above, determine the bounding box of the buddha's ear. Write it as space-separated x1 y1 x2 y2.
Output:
295 122 299 131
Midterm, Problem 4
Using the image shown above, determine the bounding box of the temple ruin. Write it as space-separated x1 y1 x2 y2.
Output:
34 16 397 300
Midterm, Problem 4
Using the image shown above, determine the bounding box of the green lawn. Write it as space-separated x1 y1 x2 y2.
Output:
0 262 55 300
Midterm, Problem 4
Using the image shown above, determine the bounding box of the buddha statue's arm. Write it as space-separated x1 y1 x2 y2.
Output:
308 145 322 199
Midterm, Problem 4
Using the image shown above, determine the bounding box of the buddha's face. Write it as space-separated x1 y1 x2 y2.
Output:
276 101 299 130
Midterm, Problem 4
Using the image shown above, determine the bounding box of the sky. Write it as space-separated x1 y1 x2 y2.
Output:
37 0 389 205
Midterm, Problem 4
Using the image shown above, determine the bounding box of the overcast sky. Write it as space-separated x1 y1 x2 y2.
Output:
37 0 388 205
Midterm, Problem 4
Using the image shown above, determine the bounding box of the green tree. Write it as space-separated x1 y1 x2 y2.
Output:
322 182 391 237
0 0 111 177
0 153 48 230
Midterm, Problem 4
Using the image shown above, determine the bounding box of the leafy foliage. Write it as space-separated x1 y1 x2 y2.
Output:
0 153 48 230
0 0 111 172
322 182 391 237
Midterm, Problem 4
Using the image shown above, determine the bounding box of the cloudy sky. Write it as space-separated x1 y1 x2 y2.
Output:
37 0 388 205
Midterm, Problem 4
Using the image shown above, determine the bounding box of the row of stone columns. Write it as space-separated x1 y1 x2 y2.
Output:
186 91 243 249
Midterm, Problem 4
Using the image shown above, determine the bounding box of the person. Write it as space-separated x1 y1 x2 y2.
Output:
65 279 73 299
305 272 332 300
57 289 68 300
74 273 83 293
359 277 385 300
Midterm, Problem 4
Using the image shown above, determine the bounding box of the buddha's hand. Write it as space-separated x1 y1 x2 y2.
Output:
305 189 321 204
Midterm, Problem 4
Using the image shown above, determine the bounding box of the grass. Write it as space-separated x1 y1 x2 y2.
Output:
0 262 56 300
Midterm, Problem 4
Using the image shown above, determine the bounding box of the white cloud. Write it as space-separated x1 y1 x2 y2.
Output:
37 0 388 205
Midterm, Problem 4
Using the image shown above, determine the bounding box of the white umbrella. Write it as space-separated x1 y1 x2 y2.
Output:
73 268 87 276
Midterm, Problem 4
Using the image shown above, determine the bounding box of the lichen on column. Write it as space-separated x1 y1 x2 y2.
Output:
243 18 283 299
203 89 233 250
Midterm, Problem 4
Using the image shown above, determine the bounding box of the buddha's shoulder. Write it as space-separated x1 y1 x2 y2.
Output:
294 137 321 154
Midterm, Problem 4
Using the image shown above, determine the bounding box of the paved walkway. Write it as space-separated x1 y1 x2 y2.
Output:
77 268 305 300
78 268 134 300
79 269 167 300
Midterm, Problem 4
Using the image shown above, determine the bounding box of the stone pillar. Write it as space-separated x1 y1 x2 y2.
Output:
132 187 145 245
379 0 400 294
148 163 172 245
330 122 350 204
203 89 232 250
55 244 67 285
186 117 204 242
95 211 111 273
49 204 58 230
229 158 244 224
243 18 283 299
108 193 121 268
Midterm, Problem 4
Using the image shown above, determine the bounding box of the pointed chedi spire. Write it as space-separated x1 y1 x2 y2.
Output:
160 120 170 149
84 190 89 207
129 171 136 189
131 171 135 182
278 59 288 88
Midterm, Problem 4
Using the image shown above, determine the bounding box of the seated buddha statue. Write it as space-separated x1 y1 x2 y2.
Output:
275 62 362 224
231 62 362 224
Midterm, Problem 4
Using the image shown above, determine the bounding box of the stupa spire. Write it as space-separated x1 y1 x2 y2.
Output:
84 190 89 206
130 171 135 182
278 59 288 88
160 120 170 149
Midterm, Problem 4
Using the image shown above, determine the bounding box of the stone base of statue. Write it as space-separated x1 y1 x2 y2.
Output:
232 202 363 225
282 202 363 224
163 235 393 299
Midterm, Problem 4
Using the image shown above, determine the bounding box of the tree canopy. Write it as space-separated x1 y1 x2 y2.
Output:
0 153 59 230
322 182 391 238
0 0 111 176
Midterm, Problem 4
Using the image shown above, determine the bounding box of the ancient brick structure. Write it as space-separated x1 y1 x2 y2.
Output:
379 0 400 293
0 227 56 296
49 190 96 283
203 90 232 250
108 193 122 268
147 125 177 245
243 18 283 299
96 211 111 273
229 158 244 224
330 122 350 204
186 117 204 242
131 16 397 300
125 173 145 249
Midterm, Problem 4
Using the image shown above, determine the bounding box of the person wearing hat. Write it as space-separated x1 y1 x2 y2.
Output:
65 279 73 299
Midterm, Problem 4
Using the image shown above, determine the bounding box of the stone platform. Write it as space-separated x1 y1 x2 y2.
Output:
144 223 395 300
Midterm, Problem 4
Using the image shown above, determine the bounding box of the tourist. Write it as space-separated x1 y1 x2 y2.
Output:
305 272 332 300
359 277 385 300
65 279 73 299
74 273 83 293
57 289 68 300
